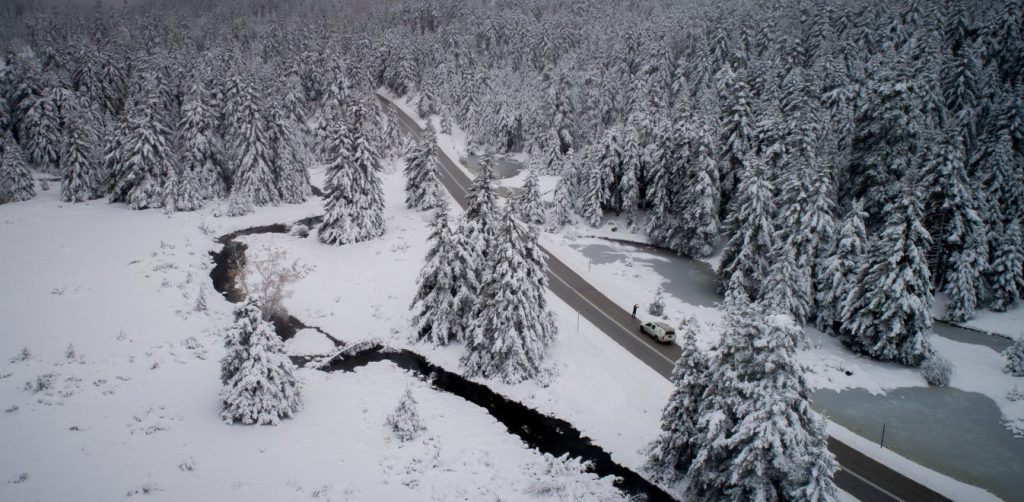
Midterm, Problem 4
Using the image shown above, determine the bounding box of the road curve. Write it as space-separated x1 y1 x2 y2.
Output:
377 93 951 502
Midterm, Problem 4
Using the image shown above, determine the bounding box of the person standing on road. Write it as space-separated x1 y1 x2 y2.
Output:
632 304 638 318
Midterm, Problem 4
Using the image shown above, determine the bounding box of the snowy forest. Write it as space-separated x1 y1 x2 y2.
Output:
2 0 1022 368
1 0 1023 498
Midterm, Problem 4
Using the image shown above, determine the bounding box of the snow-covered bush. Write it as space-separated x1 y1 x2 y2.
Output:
289 224 310 238
65 344 76 359
921 355 954 387
1003 338 1024 377
1007 386 1024 402
648 287 665 317
10 347 32 363
24 373 56 393
385 388 424 442
524 454 622 501
194 288 208 312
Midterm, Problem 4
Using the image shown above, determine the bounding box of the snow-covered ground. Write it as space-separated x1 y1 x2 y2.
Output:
0 167 639 500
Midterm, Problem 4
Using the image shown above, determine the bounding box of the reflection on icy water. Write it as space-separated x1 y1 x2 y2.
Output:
812 387 1023 501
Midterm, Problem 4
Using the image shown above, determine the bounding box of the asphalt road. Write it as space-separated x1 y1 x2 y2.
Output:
377 94 951 502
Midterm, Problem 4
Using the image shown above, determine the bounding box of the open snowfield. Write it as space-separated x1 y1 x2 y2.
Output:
0 167 644 501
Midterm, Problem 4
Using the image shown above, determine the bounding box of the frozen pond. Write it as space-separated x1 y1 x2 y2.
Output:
462 154 523 179
812 387 1024 501
569 241 720 307
569 238 1023 498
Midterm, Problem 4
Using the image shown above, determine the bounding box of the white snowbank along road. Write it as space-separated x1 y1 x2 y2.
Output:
3 0 1024 500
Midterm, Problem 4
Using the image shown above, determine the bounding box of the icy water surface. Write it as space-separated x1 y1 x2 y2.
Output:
461 154 523 179
812 387 1024 501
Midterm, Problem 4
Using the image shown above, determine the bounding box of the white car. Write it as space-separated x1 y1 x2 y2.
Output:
640 321 675 343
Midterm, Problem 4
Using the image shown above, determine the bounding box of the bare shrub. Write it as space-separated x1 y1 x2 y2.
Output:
238 246 312 320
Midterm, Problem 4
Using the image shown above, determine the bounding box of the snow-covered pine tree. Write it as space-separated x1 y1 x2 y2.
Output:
644 320 709 485
225 185 255 217
220 298 302 426
840 177 933 366
167 160 205 212
551 175 575 228
271 111 313 204
109 104 175 210
593 126 624 214
385 388 425 442
0 131 35 203
179 91 227 199
462 207 557 384
516 169 545 226
230 83 279 207
816 201 868 334
580 149 605 228
19 86 65 174
763 242 811 325
461 151 499 265
672 121 720 257
687 304 837 501
1004 337 1024 377
59 111 100 203
319 105 386 245
717 67 754 210
849 40 925 220
619 126 642 229
719 152 775 300
945 219 987 321
403 126 441 211
987 219 1023 312
411 194 463 345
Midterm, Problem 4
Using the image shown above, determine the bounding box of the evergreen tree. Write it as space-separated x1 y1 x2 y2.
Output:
672 121 720 257
849 41 925 219
619 126 642 229
167 161 205 212
840 179 933 366
644 320 709 485
1004 337 1024 377
462 208 557 384
719 153 775 299
516 169 545 226
987 220 1023 312
220 298 302 426
19 86 66 174
687 305 837 501
945 221 986 321
319 105 386 245
404 126 441 211
411 195 464 345
179 92 227 199
551 175 575 227
109 105 175 210
461 152 500 273
230 84 279 207
385 388 424 442
0 132 36 203
59 112 100 203
817 201 868 334
272 112 313 204
717 68 754 210
763 243 811 325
